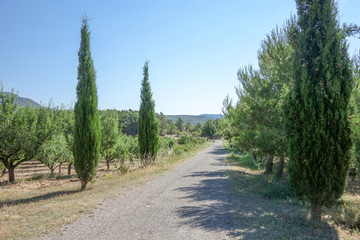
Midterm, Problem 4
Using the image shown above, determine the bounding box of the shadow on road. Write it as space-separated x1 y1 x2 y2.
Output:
175 144 340 239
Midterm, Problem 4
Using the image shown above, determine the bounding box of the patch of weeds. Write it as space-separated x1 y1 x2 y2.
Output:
261 179 295 200
229 153 263 171
26 174 46 181
328 197 360 230
55 175 72 180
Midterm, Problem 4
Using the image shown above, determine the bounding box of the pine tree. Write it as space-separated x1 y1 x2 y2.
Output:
285 0 352 222
138 61 159 166
73 17 101 190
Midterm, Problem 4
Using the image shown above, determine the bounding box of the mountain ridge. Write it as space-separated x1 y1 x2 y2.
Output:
165 114 221 125
1 92 42 108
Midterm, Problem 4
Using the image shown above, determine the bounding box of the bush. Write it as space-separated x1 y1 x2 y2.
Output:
173 145 185 155
159 137 176 149
177 135 195 145
113 135 139 172
261 180 295 200
195 137 206 145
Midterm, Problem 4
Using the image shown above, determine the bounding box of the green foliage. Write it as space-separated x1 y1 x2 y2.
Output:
113 135 139 173
284 0 352 221
158 112 167 136
138 61 159 166
229 151 295 201
165 114 220 126
185 122 193 132
229 152 263 171
73 17 101 190
221 21 294 175
100 110 119 154
159 137 176 149
118 109 139 136
166 120 177 135
201 120 217 139
37 134 71 175
175 117 185 132
177 134 196 145
0 88 58 182
331 199 360 229
350 53 360 173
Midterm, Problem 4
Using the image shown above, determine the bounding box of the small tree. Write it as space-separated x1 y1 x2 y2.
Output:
138 61 159 166
37 134 71 176
185 122 193 132
285 0 352 222
0 91 37 182
202 120 216 140
73 17 101 190
158 112 168 136
176 118 185 132
0 90 57 182
350 53 360 174
100 111 119 170
166 120 177 135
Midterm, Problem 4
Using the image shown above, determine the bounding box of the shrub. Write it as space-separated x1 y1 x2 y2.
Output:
159 137 176 150
177 135 195 145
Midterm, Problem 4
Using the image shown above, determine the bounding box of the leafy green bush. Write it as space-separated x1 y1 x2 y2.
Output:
159 137 176 149
177 135 195 145
195 137 206 145
173 145 185 155
261 180 295 200
230 153 264 171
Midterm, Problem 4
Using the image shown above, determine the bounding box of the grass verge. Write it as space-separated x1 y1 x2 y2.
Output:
226 152 360 239
0 141 212 240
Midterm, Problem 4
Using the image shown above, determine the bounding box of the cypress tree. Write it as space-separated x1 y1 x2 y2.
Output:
138 61 159 166
285 0 352 222
73 17 101 190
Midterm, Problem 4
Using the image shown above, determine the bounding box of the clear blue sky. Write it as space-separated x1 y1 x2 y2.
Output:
1 0 359 115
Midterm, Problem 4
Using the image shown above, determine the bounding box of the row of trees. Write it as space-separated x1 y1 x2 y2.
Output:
222 0 359 222
1 17 213 190
0 18 154 189
116 110 220 138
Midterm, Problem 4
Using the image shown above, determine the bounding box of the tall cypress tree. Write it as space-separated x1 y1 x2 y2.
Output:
138 61 159 166
285 0 352 222
73 17 101 190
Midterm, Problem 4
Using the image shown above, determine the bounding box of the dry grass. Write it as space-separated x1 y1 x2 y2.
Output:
226 154 360 240
0 142 212 240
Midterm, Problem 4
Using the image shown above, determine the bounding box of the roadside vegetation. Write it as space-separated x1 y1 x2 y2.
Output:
226 146 360 239
221 0 360 231
0 141 211 240
0 15 219 239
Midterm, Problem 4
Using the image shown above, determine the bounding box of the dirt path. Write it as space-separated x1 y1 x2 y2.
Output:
44 141 235 240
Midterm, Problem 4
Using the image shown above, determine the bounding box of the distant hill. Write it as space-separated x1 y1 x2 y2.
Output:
1 92 41 108
165 114 221 125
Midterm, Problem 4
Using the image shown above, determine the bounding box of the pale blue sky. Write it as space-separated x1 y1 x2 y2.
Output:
0 0 359 114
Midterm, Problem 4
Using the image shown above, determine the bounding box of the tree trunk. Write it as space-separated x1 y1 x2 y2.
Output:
106 158 110 170
8 165 15 182
264 156 274 174
275 155 285 180
252 153 257 161
68 163 72 176
59 164 62 173
50 167 54 176
81 181 87 191
311 202 322 223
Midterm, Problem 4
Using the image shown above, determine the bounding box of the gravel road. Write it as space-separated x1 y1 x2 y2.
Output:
44 141 235 240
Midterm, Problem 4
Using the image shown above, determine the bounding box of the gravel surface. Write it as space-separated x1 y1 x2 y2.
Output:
44 141 235 240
